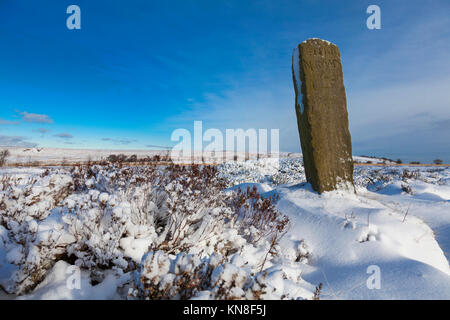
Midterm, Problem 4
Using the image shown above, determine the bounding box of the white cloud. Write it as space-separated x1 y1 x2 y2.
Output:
0 135 37 147
0 118 19 125
54 133 74 139
101 138 137 145
33 128 50 136
19 111 54 124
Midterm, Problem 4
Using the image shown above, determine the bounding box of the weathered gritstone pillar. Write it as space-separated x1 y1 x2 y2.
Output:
292 38 355 194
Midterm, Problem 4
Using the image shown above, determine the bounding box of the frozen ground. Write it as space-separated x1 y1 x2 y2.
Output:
0 157 449 299
2 146 392 166
220 159 450 299
2 147 299 165
4 147 168 164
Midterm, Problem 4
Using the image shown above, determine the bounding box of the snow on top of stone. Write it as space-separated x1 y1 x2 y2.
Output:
292 46 304 114
301 38 334 46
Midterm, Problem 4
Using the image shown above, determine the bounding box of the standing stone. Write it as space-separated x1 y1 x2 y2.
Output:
292 38 354 194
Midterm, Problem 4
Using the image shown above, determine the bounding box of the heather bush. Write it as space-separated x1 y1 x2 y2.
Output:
130 250 295 300
0 162 290 296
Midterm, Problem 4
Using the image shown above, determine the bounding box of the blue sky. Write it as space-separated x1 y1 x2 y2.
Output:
0 0 449 162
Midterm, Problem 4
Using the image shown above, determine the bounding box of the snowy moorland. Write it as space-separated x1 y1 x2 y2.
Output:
0 157 449 300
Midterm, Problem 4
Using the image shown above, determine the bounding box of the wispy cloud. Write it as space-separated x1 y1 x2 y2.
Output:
54 133 74 139
18 111 54 124
0 135 37 147
33 128 50 136
166 6 450 159
431 118 450 131
102 138 137 145
146 144 172 149
348 75 450 142
168 79 298 152
0 118 20 125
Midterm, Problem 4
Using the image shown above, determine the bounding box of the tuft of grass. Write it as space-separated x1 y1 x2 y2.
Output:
312 283 323 300
0 149 10 167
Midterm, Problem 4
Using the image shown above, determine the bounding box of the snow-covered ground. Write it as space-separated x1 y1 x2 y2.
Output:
4 147 167 164
2 147 300 165
220 159 450 299
0 157 449 299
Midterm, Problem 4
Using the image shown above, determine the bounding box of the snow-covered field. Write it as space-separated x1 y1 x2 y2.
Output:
1 157 449 299
2 147 299 165
4 147 169 165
